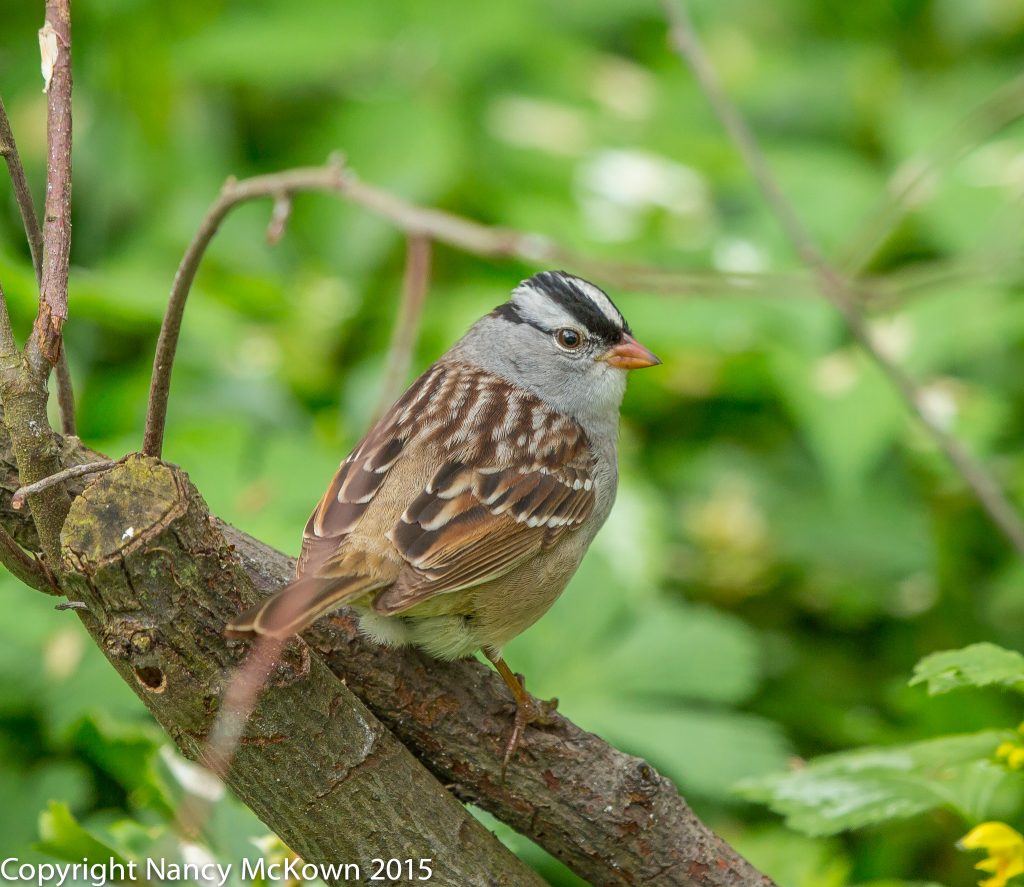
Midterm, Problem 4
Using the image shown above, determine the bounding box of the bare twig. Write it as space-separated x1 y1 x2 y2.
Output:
662 0 1024 557
11 457 122 509
0 280 17 360
32 0 73 369
0 96 45 282
265 193 292 246
0 92 76 433
374 235 432 420
0 520 49 592
839 70 1024 274
54 347 74 435
143 161 823 460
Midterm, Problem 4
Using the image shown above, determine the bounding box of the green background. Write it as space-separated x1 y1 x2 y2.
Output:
3 0 1024 884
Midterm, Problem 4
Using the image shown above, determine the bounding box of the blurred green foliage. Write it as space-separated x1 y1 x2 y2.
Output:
3 0 1024 884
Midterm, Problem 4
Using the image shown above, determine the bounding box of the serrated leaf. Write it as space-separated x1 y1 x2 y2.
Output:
910 643 1024 695
35 802 127 864
734 731 1013 836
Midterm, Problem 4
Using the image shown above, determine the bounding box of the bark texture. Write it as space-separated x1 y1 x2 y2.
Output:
0 424 776 887
35 0 73 365
56 454 546 887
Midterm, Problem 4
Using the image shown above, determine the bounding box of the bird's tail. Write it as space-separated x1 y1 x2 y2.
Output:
225 574 373 639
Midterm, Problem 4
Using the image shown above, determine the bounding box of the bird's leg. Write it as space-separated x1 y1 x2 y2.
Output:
484 650 558 778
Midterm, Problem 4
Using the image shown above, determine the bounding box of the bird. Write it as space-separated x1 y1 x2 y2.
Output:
226 270 661 773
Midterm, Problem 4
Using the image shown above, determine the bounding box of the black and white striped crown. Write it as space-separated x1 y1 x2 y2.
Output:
496 271 628 343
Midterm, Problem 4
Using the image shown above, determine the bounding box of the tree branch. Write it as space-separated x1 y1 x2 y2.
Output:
0 273 67 564
0 93 76 434
142 160 829 460
838 70 1024 274
375 235 432 421
662 0 1024 559
11 457 121 509
0 518 49 593
0 357 68 564
33 1 73 368
0 423 777 887
51 454 547 887
0 95 45 282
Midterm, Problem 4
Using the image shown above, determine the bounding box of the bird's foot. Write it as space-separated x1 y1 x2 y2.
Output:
501 671 558 779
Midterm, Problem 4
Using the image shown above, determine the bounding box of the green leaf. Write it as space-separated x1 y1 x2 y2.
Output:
68 715 174 818
569 701 790 800
0 763 91 857
734 731 1013 836
596 601 762 704
766 344 905 497
35 802 127 864
728 827 851 887
909 643 1024 695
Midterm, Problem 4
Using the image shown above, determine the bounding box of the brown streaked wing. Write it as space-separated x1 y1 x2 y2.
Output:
296 363 451 578
292 361 596 619
373 391 596 615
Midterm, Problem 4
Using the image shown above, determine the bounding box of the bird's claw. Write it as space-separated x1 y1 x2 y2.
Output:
501 675 558 779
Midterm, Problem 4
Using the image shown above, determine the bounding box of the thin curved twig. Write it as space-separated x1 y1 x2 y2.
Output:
374 235 432 421
142 160 814 460
0 92 76 433
839 71 1024 274
662 0 1024 558
0 96 45 282
11 457 123 510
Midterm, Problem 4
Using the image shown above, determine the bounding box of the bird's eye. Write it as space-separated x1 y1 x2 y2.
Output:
556 328 583 350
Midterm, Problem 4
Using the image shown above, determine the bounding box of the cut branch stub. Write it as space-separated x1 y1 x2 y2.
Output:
58 455 546 887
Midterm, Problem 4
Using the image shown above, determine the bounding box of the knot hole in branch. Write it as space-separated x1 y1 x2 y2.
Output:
134 664 167 693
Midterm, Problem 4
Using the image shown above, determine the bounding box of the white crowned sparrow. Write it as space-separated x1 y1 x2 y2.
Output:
227 270 660 771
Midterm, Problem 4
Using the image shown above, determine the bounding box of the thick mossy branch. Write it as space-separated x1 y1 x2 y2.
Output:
0 353 70 566
58 455 545 887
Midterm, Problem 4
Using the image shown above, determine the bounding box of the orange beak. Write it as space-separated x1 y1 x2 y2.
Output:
603 334 662 370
